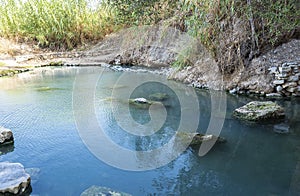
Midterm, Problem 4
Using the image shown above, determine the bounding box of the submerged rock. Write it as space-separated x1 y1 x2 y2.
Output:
233 101 285 121
128 98 163 109
80 186 132 196
273 123 290 134
148 93 169 101
0 127 14 146
176 132 226 147
0 162 31 195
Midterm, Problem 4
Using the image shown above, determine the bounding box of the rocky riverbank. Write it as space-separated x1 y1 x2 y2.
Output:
0 27 299 97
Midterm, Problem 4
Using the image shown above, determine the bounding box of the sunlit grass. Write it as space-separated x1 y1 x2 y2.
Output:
0 0 117 49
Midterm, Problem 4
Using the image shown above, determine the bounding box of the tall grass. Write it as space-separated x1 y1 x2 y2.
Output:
0 0 117 49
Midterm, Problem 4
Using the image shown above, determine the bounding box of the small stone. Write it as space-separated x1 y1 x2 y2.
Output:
273 123 289 134
297 86 300 92
286 62 298 66
287 87 296 93
288 82 298 87
0 127 14 146
266 93 282 97
282 83 288 89
276 85 283 93
273 80 285 85
268 67 277 74
282 68 292 74
229 88 237 94
275 73 288 79
288 75 299 82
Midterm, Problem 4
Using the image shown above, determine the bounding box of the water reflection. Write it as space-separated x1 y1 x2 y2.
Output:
0 144 14 155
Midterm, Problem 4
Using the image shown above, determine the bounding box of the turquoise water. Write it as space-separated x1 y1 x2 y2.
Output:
0 67 299 195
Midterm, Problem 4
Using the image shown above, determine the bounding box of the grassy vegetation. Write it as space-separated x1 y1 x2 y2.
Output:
0 0 298 70
0 0 117 49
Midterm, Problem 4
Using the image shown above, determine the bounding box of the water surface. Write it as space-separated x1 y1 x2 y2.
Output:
0 67 299 195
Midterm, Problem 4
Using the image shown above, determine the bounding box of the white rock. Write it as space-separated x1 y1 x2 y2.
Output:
268 67 277 74
266 93 282 97
133 98 148 103
0 127 14 145
276 85 283 93
81 186 131 196
273 80 285 85
0 162 31 195
229 88 237 94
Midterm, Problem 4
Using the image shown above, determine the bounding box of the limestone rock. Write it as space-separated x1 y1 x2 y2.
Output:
176 132 226 147
0 127 14 146
0 162 31 195
81 186 132 196
233 101 285 121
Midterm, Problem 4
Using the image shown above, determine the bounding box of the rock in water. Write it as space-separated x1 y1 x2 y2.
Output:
0 162 31 195
128 98 163 109
148 93 169 101
233 101 285 121
273 123 290 134
176 132 226 147
0 127 14 146
81 186 132 196
132 98 149 104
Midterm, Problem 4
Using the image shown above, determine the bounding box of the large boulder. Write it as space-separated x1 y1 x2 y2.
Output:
81 186 132 196
0 127 14 146
233 101 285 121
0 162 31 195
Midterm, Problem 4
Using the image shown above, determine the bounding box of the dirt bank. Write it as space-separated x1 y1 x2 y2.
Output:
0 26 299 97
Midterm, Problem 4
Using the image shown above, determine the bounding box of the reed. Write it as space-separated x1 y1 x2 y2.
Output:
0 0 117 49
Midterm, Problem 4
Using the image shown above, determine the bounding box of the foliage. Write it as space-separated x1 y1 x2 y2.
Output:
0 0 298 58
0 0 116 49
104 0 177 26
